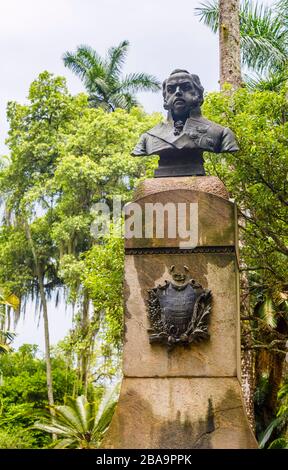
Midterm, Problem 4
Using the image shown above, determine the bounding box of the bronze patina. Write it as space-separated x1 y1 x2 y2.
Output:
147 265 212 349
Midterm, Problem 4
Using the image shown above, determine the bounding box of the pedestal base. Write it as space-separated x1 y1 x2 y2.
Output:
102 377 258 449
103 176 257 449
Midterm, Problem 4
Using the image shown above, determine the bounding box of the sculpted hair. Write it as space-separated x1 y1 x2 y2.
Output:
162 69 204 106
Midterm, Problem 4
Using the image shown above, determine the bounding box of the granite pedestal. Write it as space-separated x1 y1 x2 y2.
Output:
103 176 257 449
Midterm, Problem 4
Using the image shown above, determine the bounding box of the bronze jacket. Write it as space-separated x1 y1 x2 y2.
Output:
132 116 239 156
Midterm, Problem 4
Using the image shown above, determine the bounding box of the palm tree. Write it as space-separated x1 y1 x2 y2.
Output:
195 0 288 90
33 387 118 448
259 381 288 448
219 0 242 89
63 40 160 111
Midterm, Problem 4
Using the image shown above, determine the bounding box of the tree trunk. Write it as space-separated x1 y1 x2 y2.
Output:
38 272 55 412
241 348 256 430
219 0 242 89
24 222 55 420
81 290 90 396
240 273 256 431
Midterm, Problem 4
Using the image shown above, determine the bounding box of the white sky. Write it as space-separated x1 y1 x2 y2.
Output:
1 0 274 351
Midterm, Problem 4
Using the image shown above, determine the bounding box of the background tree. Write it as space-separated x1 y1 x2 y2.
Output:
63 40 160 111
203 84 288 438
196 0 288 90
0 70 161 404
52 106 160 393
197 0 287 430
0 72 88 416
0 344 78 448
219 0 242 88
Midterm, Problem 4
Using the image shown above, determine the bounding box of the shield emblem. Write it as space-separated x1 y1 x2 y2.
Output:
156 282 197 335
147 270 212 349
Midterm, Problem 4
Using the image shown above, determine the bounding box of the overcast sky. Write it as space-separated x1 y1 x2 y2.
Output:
1 0 274 351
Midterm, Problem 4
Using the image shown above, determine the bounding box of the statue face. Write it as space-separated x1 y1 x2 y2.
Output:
164 72 200 119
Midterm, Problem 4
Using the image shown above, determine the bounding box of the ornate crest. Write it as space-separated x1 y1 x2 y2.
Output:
147 265 212 349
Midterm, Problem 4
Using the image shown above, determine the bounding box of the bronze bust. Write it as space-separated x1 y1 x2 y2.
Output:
132 69 239 177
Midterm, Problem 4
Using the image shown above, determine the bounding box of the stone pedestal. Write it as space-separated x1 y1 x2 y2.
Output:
103 176 257 449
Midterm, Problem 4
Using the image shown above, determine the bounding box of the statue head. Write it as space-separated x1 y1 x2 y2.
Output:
169 264 190 284
162 69 204 120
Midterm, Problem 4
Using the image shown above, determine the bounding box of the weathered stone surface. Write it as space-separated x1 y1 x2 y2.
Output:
102 377 258 449
124 253 238 377
133 176 229 201
125 189 236 249
103 177 257 448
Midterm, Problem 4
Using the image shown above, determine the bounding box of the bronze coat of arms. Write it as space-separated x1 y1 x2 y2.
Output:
147 266 212 349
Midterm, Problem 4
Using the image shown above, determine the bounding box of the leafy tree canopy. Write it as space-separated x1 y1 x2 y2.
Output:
0 344 78 448
203 84 288 325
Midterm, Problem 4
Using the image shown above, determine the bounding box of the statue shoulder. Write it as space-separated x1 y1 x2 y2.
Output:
131 123 166 156
220 127 239 152
131 132 149 156
201 117 239 153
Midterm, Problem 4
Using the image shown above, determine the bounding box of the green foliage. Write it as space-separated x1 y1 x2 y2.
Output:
83 233 124 347
0 344 78 448
2 72 87 210
49 105 160 354
204 84 288 441
0 71 160 386
34 387 119 448
259 379 288 448
203 86 288 295
63 41 160 111
0 427 36 449
0 71 89 300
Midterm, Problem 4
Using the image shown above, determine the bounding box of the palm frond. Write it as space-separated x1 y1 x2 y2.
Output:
240 0 287 73
85 76 110 97
245 70 288 91
241 33 287 74
62 52 89 81
33 421 74 436
54 438 77 449
94 385 119 435
53 403 84 433
63 45 106 91
195 0 219 33
258 296 277 329
106 40 129 80
34 390 119 448
73 45 104 70
63 41 160 111
195 0 288 74
94 385 118 425
96 401 117 436
0 330 15 342
119 73 160 93
259 416 283 448
0 343 9 354
73 395 89 431
111 92 139 111
268 438 288 449
278 382 288 400
276 0 288 22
